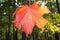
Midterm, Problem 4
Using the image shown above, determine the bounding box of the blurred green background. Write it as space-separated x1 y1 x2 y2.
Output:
0 0 60 40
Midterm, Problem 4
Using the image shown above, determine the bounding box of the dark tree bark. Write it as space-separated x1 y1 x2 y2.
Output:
56 0 60 13
22 32 28 40
6 0 11 40
55 32 59 40
13 28 18 40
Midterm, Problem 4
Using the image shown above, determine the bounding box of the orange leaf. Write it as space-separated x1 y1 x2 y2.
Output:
13 2 49 35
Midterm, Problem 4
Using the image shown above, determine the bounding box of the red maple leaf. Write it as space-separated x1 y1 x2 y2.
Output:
13 2 50 35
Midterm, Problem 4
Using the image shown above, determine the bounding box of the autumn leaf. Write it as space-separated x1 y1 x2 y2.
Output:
13 2 50 35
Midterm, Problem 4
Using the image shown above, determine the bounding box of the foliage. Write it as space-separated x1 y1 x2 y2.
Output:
43 13 60 37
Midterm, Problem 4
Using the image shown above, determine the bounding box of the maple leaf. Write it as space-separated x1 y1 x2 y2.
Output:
13 2 50 35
